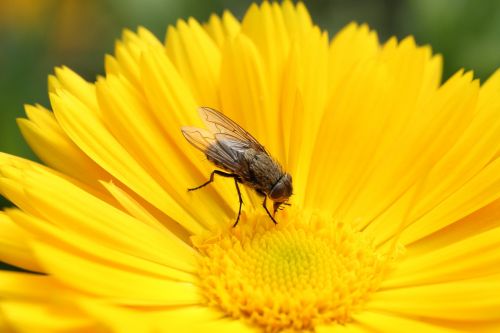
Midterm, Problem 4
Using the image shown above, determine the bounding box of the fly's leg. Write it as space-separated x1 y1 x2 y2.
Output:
188 170 236 191
232 178 243 227
188 170 243 227
262 196 278 225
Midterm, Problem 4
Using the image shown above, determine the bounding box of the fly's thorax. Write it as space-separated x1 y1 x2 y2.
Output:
242 149 284 193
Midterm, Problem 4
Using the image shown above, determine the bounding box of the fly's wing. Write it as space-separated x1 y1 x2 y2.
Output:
181 127 215 152
181 126 240 171
198 107 267 153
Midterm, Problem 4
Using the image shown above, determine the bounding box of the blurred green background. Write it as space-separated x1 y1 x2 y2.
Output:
0 0 499 212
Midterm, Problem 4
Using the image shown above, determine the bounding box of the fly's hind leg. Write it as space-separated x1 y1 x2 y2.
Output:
188 170 243 227
188 170 236 191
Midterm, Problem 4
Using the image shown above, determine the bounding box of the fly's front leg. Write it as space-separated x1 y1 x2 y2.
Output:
262 195 278 225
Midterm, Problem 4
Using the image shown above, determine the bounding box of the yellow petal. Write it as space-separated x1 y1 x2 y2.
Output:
100 181 167 232
353 311 462 333
6 209 197 282
368 278 500 321
0 211 42 272
241 2 289 105
32 240 201 305
0 271 95 333
111 27 164 87
282 29 329 202
359 71 480 241
220 34 274 153
0 270 58 300
401 156 500 245
203 11 240 48
408 198 500 255
139 43 237 225
0 160 198 271
278 47 306 202
328 23 380 93
139 38 200 127
49 66 97 112
83 302 258 333
316 322 368 333
384 226 500 288
50 85 206 234
166 17 221 108
306 58 393 212
0 301 96 333
477 69 500 111
19 104 110 189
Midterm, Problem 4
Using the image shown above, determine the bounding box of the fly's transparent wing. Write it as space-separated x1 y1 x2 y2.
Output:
181 126 240 171
198 107 267 153
181 127 215 152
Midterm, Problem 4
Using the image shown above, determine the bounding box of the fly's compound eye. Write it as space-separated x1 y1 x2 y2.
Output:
269 173 293 201
269 183 284 200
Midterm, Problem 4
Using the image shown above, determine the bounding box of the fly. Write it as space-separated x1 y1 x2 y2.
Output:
181 107 293 227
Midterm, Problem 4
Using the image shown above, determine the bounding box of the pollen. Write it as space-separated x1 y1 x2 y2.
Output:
194 210 397 332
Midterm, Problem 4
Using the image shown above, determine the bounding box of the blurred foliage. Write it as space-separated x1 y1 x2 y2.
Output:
0 0 499 212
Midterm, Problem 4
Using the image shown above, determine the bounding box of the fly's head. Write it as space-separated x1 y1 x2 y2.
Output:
269 173 293 214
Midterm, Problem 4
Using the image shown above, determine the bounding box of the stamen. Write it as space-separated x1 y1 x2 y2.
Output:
195 210 398 332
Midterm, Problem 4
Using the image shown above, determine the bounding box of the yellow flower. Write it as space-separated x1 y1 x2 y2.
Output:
1 1 500 332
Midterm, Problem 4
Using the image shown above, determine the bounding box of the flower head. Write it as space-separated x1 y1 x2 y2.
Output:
1 1 500 332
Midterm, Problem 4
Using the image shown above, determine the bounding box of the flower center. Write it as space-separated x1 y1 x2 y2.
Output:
194 210 395 332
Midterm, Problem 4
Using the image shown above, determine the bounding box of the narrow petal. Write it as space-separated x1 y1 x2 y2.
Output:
218 33 283 209
166 17 221 108
219 34 276 156
408 198 500 255
383 226 500 288
6 209 197 282
316 322 370 333
139 43 236 224
31 241 201 305
111 27 164 87
328 23 380 93
96 74 227 231
306 59 393 212
0 211 42 272
396 69 500 244
401 156 500 245
50 84 206 234
0 158 198 272
49 66 97 112
282 30 329 202
368 278 500 321
0 271 96 333
0 270 55 300
203 11 240 48
360 71 480 241
279 48 306 201
241 2 289 107
18 104 110 189
100 181 167 232
0 301 96 333
353 311 462 333
83 302 258 333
